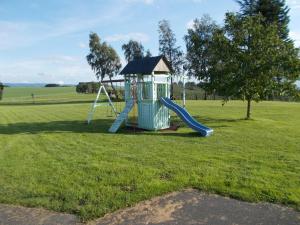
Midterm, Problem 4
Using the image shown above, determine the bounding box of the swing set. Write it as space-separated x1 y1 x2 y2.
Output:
87 79 124 124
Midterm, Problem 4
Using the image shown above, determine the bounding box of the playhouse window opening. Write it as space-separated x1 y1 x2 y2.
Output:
142 82 152 100
157 83 167 99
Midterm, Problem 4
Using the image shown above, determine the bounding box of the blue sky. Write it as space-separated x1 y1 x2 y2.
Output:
0 0 300 84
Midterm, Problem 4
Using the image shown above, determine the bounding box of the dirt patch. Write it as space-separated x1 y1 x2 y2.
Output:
0 204 81 225
1 189 300 225
90 189 300 225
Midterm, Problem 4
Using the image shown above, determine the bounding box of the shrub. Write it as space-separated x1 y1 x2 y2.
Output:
45 84 60 87
76 82 100 93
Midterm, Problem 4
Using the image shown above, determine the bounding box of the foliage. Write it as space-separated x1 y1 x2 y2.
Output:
122 40 145 62
45 84 61 87
158 19 184 97
236 0 290 40
158 20 184 75
76 82 100 94
121 40 152 62
145 49 152 57
184 15 219 96
210 13 300 119
86 32 122 83
0 91 299 221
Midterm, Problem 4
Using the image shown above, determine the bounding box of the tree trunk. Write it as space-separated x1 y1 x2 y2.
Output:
204 91 207 100
246 99 251 119
109 77 116 92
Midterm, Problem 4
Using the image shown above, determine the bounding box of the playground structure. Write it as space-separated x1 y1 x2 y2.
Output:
88 56 213 136
87 79 124 124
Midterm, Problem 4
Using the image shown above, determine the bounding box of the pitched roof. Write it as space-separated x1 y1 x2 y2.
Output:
120 55 172 75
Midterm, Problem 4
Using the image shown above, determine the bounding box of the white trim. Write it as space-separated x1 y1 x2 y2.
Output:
87 82 118 124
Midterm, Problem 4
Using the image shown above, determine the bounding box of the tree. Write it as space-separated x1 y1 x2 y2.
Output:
184 15 219 99
122 40 145 62
105 44 122 89
236 0 294 99
45 84 60 87
86 32 121 90
0 82 4 101
236 0 290 40
236 0 257 16
158 19 184 97
145 49 152 57
210 13 300 119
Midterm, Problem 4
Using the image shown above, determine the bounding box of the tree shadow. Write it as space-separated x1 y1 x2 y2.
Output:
169 115 244 129
0 118 208 138
0 119 112 135
0 100 95 106
0 113 244 136
197 116 245 128
0 99 125 106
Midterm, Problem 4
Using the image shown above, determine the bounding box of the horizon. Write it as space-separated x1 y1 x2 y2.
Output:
0 0 300 84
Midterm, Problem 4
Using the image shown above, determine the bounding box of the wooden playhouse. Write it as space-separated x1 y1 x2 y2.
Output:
119 55 172 131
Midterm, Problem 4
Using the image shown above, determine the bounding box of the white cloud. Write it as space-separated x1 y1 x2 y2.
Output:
104 32 150 43
287 0 300 9
186 19 195 30
0 55 94 84
290 31 300 47
79 42 87 49
0 18 97 50
0 2 128 51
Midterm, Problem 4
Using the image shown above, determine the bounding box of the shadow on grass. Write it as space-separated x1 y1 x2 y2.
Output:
0 119 112 135
0 99 125 106
171 116 244 129
0 100 95 106
0 118 187 137
0 118 209 138
0 114 244 136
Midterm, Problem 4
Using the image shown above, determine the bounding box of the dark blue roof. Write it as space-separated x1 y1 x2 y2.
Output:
120 55 172 75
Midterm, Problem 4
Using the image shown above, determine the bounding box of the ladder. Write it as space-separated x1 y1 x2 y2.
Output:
87 84 118 124
108 100 134 133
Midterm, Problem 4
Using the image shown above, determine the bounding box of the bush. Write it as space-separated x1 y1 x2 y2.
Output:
76 82 100 94
45 84 60 87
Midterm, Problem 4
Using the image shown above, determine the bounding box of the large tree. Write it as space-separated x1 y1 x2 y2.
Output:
184 15 219 99
236 0 290 40
210 13 300 119
158 20 184 97
86 32 121 89
122 40 145 62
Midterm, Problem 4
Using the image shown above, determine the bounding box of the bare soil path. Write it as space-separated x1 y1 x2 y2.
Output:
1 190 299 225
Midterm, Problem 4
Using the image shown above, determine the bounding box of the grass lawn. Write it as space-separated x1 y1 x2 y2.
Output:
0 87 299 221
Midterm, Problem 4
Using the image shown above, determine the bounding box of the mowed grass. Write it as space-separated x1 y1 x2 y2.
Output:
2 86 95 105
0 87 299 221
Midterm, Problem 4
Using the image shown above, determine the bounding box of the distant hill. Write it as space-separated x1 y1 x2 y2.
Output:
4 83 46 87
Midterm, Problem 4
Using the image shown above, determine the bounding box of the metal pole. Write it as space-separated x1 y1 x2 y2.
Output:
183 75 186 108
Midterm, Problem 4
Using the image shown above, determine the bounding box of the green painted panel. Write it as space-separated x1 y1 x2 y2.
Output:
125 78 170 130
137 100 169 130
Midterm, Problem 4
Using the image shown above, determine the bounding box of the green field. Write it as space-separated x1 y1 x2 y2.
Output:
1 86 95 105
0 87 299 221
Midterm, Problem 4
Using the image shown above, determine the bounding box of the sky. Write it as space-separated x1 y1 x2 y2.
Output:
0 0 300 84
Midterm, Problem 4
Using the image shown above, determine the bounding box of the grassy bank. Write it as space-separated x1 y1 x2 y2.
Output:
0 88 299 221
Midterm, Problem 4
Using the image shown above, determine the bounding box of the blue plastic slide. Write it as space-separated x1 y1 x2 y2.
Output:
160 97 213 137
